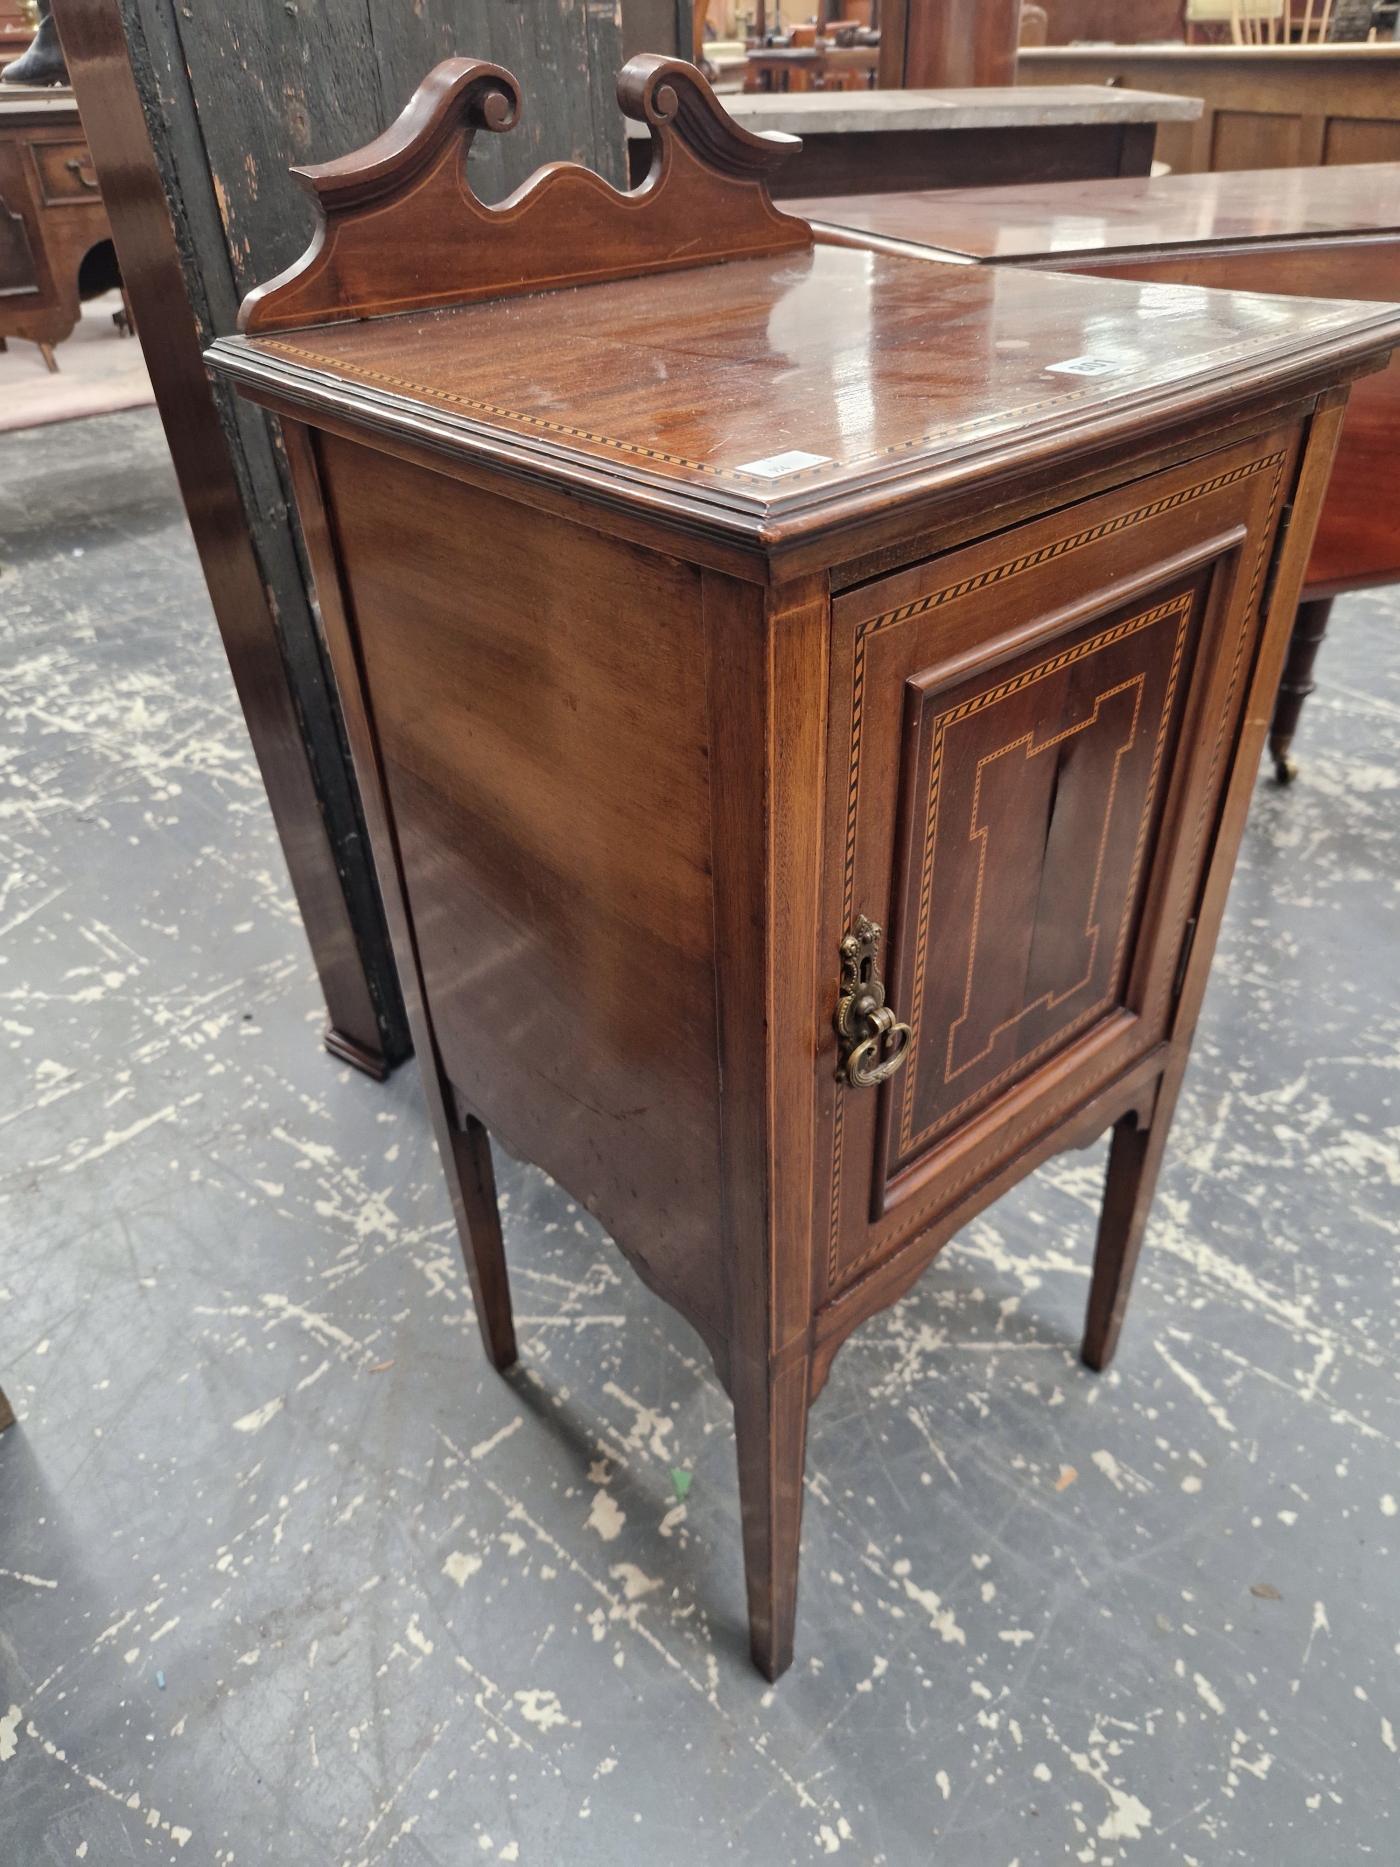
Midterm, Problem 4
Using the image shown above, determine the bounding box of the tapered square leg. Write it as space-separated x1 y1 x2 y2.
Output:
1082 1105 1173 1372
733 1353 810 1682
446 1114 517 1372
1269 596 1334 784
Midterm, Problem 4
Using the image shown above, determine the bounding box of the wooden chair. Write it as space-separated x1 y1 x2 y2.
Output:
1290 0 1338 38
1185 0 1336 37
1185 0 1285 41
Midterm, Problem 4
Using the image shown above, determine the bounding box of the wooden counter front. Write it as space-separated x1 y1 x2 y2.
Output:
208 56 1400 1679
1018 43 1400 177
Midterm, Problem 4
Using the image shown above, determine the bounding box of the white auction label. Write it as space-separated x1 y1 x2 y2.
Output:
1044 355 1124 378
733 450 832 479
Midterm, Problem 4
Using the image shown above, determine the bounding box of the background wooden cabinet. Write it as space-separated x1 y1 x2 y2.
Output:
0 90 113 362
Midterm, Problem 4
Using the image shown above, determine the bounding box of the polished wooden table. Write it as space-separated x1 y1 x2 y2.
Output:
0 84 116 367
626 84 1204 193
209 55 1400 1679
1019 43 1400 176
796 163 1400 775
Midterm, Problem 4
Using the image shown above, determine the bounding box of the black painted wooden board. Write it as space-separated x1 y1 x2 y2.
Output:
82 0 627 1072
174 0 629 296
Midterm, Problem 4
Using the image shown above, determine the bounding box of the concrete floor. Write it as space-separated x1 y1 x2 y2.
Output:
1 408 1398 1866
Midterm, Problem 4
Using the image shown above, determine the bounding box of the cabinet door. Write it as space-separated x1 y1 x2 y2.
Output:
819 424 1298 1300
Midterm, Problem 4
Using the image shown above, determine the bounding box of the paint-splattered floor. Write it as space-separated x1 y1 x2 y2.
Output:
2 408 1398 1867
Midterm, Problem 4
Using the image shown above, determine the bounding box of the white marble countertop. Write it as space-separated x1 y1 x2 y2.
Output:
710 84 1203 138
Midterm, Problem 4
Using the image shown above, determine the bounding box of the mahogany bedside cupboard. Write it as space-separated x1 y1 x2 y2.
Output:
794 164 1400 778
207 57 1400 1680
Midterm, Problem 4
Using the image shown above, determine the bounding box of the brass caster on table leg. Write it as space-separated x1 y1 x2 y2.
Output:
1270 737 1297 786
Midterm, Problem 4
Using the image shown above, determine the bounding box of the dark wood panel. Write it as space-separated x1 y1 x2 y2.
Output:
765 121 1156 198
0 187 37 292
317 432 730 1358
1211 109 1306 172
1324 117 1400 165
886 571 1205 1167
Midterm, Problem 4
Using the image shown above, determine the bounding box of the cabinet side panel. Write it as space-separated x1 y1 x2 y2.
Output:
317 434 725 1345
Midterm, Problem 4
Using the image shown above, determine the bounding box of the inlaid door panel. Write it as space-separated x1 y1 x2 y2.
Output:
819 424 1299 1299
887 574 1203 1179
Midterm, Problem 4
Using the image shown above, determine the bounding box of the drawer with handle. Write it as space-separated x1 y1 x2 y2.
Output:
30 140 102 205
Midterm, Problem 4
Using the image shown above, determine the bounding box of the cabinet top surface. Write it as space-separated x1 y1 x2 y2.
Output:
0 87 80 127
792 166 1400 264
211 243 1400 543
721 84 1203 135
1020 41 1400 62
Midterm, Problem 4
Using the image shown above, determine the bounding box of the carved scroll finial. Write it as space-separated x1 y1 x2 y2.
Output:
292 59 521 215
617 54 801 184
236 54 811 337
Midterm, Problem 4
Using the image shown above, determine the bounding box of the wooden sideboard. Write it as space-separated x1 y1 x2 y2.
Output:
0 84 114 366
1019 44 1400 176
796 163 1400 775
665 84 1203 195
208 55 1400 1679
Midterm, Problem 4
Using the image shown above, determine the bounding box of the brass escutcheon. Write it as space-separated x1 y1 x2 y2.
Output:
834 915 912 1088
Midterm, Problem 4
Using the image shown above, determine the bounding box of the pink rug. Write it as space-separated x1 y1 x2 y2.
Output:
0 288 157 432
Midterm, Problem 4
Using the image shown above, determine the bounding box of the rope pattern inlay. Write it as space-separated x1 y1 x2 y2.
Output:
256 337 1303 491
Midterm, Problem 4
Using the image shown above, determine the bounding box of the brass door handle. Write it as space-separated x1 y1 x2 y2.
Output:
65 157 100 191
834 915 912 1088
